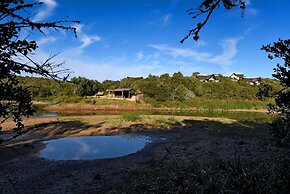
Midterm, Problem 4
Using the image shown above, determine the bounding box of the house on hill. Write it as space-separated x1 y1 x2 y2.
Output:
244 77 262 85
230 73 245 80
208 74 221 82
194 74 221 82
194 74 211 82
107 88 135 98
126 76 143 80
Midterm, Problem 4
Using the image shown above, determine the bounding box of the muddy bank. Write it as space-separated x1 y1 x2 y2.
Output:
0 116 287 193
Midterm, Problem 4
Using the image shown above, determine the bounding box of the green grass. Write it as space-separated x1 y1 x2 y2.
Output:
121 113 141 122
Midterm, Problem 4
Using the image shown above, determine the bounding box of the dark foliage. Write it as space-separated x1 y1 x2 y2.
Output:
71 77 101 97
257 83 273 100
262 39 290 145
0 0 79 140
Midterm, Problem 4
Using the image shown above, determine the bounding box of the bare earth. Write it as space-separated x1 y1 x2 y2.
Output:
0 115 288 193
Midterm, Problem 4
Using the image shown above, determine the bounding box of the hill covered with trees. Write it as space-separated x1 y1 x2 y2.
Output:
18 72 281 109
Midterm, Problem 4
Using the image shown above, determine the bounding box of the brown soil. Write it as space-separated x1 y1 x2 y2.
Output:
0 115 287 193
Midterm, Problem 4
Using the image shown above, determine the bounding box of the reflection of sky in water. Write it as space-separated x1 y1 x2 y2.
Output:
40 135 152 160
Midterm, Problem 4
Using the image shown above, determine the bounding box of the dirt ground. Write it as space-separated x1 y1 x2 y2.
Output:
0 115 288 193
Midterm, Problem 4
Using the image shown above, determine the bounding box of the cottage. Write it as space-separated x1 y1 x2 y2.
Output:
126 76 143 80
107 88 135 98
244 77 262 85
208 74 221 82
195 74 221 82
230 73 245 80
194 74 211 82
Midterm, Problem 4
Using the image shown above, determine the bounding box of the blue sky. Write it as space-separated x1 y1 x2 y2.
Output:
31 0 290 81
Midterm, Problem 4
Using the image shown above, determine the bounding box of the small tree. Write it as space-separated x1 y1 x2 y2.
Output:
0 0 79 142
172 84 194 101
262 39 290 145
71 77 97 97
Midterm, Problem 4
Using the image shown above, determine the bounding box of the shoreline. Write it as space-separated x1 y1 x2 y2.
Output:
44 103 269 113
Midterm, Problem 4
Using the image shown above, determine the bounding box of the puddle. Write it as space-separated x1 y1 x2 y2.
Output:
40 135 153 160
36 112 59 117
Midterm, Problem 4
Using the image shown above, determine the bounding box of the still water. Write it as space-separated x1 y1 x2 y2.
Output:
40 135 152 160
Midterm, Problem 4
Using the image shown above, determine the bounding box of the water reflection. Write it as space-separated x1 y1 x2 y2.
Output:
40 135 152 160
36 112 59 117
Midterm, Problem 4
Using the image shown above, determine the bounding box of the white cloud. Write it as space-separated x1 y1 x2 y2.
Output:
163 13 172 25
148 12 173 26
73 24 102 53
66 59 162 81
149 44 212 62
149 37 241 66
33 0 57 21
209 37 241 65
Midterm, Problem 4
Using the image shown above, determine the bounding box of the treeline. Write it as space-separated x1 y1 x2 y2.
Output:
18 72 281 103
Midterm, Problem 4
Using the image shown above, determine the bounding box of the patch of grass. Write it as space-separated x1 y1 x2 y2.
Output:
121 113 141 122
155 117 182 127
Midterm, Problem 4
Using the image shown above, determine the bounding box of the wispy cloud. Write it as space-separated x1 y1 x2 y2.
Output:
149 44 212 62
150 37 241 66
148 12 173 26
33 0 57 21
73 24 101 53
209 37 241 65
163 13 172 25
65 58 163 81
